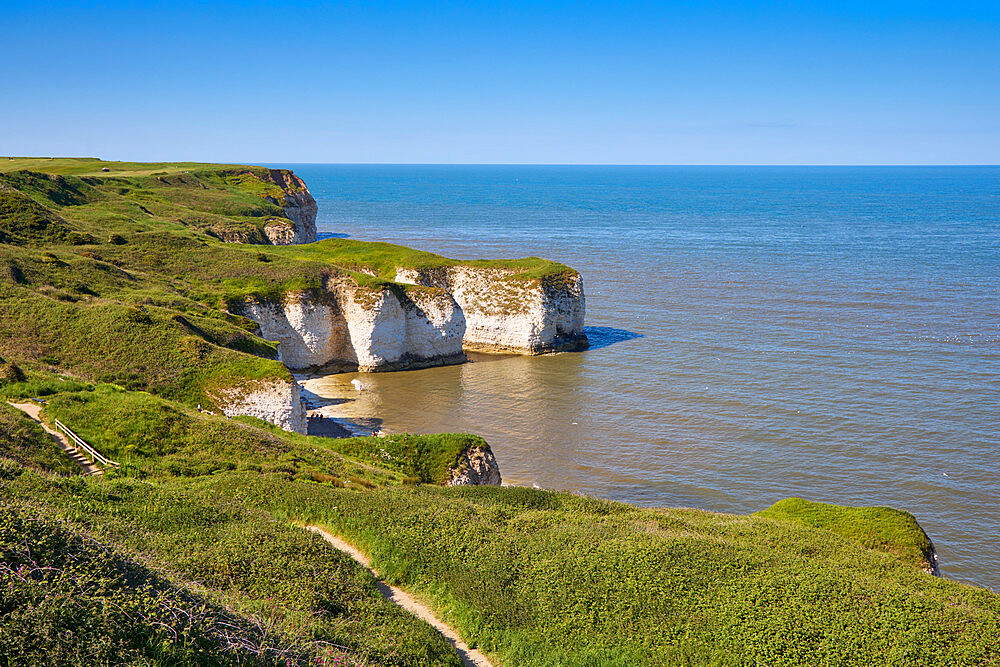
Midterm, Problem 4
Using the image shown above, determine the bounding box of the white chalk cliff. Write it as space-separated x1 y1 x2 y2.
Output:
233 266 586 372
234 277 467 372
212 378 308 434
394 266 587 354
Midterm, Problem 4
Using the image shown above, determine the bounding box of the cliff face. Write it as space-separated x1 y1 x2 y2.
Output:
234 279 466 372
394 266 588 354
233 262 586 373
211 378 308 434
261 169 317 245
447 445 502 486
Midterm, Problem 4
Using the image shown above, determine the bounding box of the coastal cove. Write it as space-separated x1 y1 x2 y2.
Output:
2 158 999 664
6 0 1000 661
288 164 1000 591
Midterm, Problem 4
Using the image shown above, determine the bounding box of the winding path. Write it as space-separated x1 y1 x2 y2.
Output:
7 402 100 475
305 525 494 667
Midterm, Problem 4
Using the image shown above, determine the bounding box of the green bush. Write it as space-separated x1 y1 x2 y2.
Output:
0 359 26 385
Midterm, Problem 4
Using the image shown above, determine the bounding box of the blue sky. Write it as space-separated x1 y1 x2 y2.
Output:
2 1 998 164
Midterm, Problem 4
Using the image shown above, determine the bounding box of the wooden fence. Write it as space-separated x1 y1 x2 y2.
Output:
53 418 120 469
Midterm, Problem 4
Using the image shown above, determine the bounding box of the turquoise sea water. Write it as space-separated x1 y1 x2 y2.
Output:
282 165 1000 590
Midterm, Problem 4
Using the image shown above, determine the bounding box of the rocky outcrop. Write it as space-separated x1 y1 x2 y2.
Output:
263 219 302 245
394 266 588 354
232 280 466 372
234 262 586 373
237 292 352 369
447 445 502 486
924 542 941 576
261 169 317 245
211 378 307 434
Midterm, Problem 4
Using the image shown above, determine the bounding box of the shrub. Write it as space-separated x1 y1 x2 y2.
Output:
0 359 26 385
67 231 98 245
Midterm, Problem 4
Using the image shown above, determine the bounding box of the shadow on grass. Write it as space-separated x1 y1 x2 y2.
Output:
584 326 644 350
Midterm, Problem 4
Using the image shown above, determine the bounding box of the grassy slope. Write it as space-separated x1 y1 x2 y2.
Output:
276 238 575 282
4 439 997 665
756 497 937 571
1 468 462 667
1 502 323 666
269 482 1000 666
39 383 479 486
0 376 483 665
0 402 78 475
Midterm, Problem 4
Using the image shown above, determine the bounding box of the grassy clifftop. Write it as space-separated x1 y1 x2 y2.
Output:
0 158 584 408
0 162 303 244
757 497 938 572
278 238 578 283
0 157 246 176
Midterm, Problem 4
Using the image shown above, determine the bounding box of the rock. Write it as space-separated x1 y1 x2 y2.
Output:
263 169 316 244
233 279 466 372
211 378 307 434
263 219 300 245
447 445 502 486
238 292 354 369
394 265 588 354
234 261 587 372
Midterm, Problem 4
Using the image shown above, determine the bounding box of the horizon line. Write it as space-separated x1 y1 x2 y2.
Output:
269 162 1000 167
9 156 999 167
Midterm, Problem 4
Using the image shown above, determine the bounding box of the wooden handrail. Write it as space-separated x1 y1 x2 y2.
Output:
53 418 119 468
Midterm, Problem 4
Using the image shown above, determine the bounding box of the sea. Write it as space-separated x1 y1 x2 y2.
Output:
278 164 1000 590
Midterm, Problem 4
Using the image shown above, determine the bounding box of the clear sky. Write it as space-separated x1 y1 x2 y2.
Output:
3 1 998 164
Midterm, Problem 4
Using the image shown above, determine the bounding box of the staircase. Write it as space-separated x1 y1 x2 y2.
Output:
7 401 118 476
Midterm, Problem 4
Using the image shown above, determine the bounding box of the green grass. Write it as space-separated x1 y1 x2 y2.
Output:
6 461 998 666
21 381 484 488
0 190 69 244
0 371 94 401
0 157 246 176
1 470 463 666
0 403 78 475
294 430 490 485
0 503 312 665
271 482 1000 666
275 238 576 283
39 383 424 485
3 394 1000 664
755 496 937 571
0 283 288 407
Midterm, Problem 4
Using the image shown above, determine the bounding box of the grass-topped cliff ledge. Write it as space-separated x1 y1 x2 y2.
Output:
2 159 999 666
0 157 587 431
